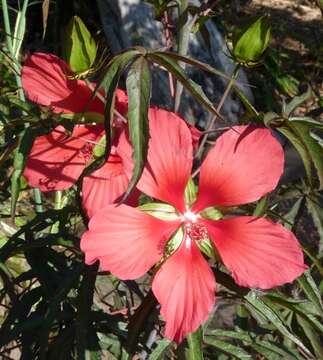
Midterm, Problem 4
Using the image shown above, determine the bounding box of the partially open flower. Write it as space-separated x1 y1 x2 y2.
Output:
21 52 134 217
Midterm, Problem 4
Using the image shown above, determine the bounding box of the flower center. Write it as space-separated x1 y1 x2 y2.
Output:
183 211 197 223
182 210 209 243
186 222 209 242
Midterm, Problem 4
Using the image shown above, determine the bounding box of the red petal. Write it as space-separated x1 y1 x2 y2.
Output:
186 122 202 150
203 216 307 289
152 236 216 343
81 205 180 279
24 125 102 191
115 88 128 116
118 108 193 212
82 152 139 218
22 52 104 114
193 126 284 212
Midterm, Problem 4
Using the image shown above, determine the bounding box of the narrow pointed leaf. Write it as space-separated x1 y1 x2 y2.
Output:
233 85 259 118
306 196 323 251
289 121 323 188
295 314 323 359
284 87 312 117
148 339 172 360
150 53 224 121
297 271 323 316
244 294 314 358
88 49 140 114
91 50 139 163
186 327 204 360
123 56 151 201
152 51 232 81
277 126 313 187
204 337 252 359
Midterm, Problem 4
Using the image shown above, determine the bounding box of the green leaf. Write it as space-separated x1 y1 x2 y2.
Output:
204 337 252 359
205 329 251 342
251 340 303 360
98 333 130 360
284 87 312 117
123 56 151 202
295 314 323 359
264 293 323 333
186 327 204 360
148 339 172 360
297 270 323 317
150 52 224 121
96 49 141 95
206 330 302 360
277 126 313 187
306 196 323 252
92 49 140 165
244 294 314 358
75 264 98 359
289 121 323 188
63 16 97 74
12 0 28 59
302 245 323 277
233 85 260 118
153 51 232 82
283 197 304 229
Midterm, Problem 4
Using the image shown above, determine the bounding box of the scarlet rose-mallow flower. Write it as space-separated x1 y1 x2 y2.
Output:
21 52 135 217
81 108 307 343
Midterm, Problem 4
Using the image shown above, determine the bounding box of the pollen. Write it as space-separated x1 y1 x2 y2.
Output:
186 222 209 242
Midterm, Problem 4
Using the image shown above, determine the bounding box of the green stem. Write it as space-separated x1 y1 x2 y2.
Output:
195 64 240 159
2 0 43 213
33 187 43 213
54 191 63 210
1 0 13 53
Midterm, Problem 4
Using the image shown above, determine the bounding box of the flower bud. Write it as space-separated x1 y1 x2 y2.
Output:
232 15 271 65
63 16 97 75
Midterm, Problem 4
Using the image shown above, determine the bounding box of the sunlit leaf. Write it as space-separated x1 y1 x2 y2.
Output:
244 294 314 358
186 327 204 360
150 52 224 121
123 55 151 202
204 336 252 359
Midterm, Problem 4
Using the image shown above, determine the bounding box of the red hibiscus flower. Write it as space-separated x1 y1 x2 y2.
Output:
21 52 134 217
81 108 307 342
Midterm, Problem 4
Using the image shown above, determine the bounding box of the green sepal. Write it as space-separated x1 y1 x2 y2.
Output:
165 226 184 256
233 15 271 65
199 207 223 221
139 202 179 221
184 178 197 208
63 16 97 74
93 135 106 158
197 238 217 260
